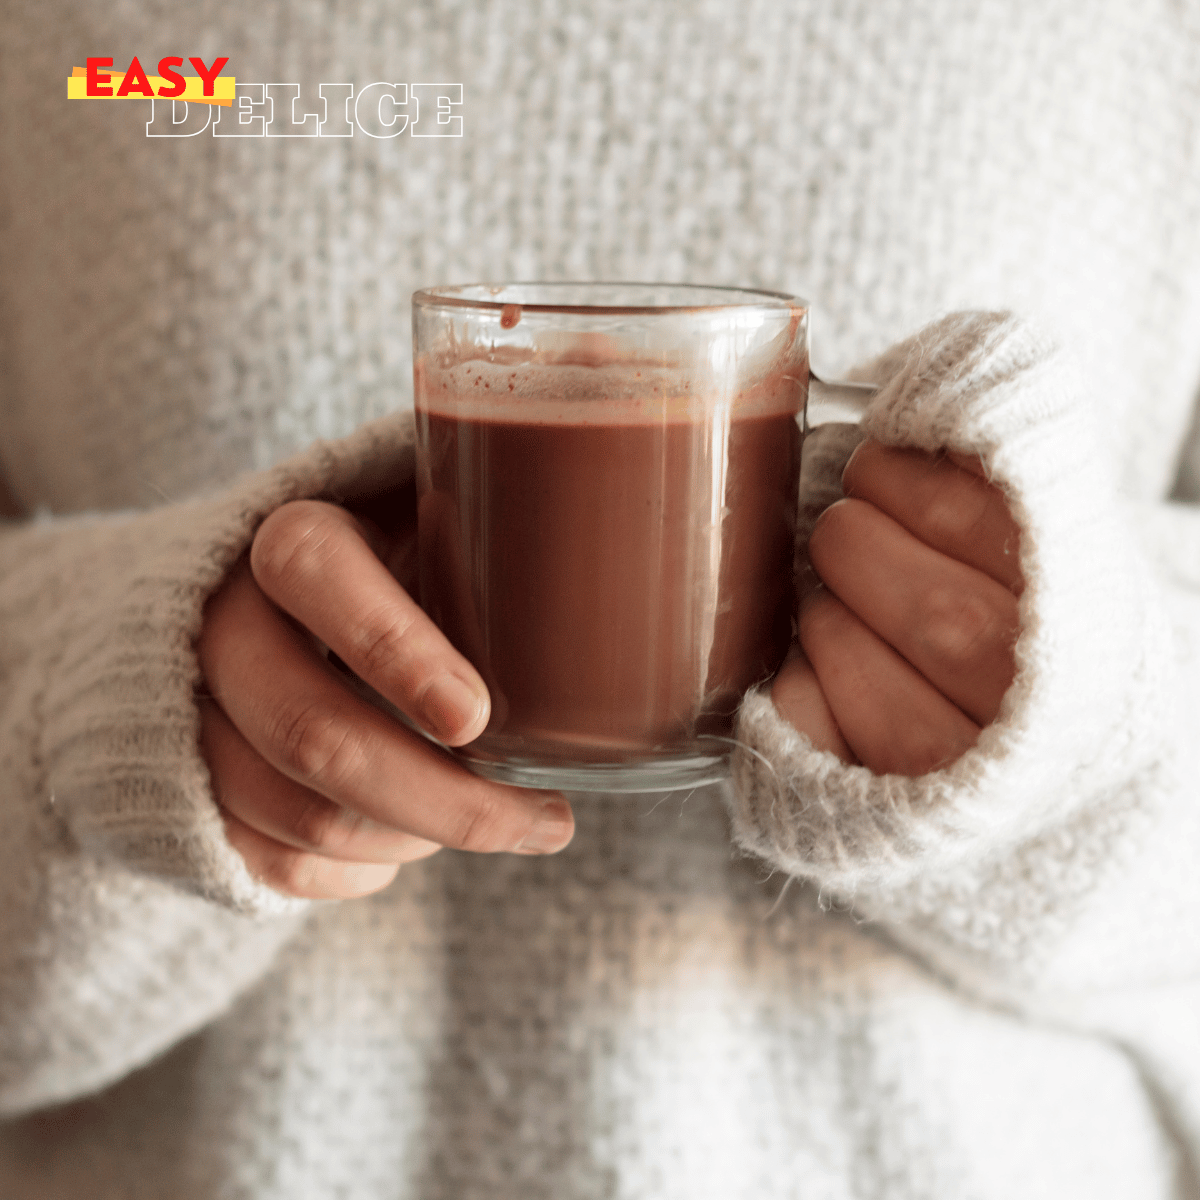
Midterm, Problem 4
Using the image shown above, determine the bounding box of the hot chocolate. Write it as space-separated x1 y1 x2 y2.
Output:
414 354 802 765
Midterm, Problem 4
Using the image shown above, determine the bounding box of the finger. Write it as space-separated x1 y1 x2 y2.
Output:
418 488 509 732
250 500 489 747
200 698 442 865
770 649 858 764
842 440 1023 594
199 564 576 856
809 499 1019 726
944 449 987 479
799 588 981 776
219 807 403 901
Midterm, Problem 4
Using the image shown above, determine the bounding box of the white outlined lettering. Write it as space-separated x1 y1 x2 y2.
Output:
353 82 408 138
318 83 355 137
265 83 319 136
410 83 463 137
213 83 269 136
145 98 213 137
140 81 463 138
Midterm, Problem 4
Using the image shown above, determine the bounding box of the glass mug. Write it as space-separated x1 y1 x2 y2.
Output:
411 283 871 792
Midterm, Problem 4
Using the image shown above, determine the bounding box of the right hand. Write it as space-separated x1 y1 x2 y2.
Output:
196 498 574 901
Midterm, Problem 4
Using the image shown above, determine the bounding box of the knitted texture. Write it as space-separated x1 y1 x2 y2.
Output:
0 413 415 1114
732 312 1170 898
41 412 416 912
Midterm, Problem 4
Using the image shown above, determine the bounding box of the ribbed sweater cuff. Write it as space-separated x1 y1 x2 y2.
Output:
35 411 416 915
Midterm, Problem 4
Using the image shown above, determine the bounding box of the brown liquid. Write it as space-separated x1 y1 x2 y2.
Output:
416 389 801 763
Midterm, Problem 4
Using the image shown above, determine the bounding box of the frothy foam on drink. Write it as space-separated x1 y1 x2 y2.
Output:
415 347 806 425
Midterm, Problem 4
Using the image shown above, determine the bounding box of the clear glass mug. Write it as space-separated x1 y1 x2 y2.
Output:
411 283 871 792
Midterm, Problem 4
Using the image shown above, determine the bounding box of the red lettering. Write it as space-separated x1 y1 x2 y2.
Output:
116 56 155 98
156 57 186 98
188 56 229 97
86 57 113 97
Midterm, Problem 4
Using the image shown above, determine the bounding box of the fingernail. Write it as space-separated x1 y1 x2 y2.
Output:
812 496 851 529
798 583 830 617
421 673 487 743
513 798 574 855
796 560 823 597
840 440 865 492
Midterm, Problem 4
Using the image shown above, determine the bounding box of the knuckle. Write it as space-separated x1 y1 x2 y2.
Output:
356 605 420 679
285 794 358 855
915 586 1005 668
920 481 990 549
257 842 322 897
252 501 344 595
447 787 509 853
270 699 364 790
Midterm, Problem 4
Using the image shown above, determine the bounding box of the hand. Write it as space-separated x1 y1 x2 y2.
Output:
771 440 1023 776
196 497 574 901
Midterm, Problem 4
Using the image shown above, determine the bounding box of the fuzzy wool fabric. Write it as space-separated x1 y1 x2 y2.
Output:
3 1 1200 1198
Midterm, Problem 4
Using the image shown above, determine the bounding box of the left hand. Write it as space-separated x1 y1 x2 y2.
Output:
771 439 1024 777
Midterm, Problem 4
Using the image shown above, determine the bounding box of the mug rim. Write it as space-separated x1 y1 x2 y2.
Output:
412 281 810 316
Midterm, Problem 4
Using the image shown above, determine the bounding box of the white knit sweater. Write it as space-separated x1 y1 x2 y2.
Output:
3 1 1200 1197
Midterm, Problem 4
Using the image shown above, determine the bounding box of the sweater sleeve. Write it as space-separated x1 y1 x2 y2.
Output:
0 409 416 1116
729 312 1200 1152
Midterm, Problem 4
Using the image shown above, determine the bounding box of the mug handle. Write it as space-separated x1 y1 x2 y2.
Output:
806 373 877 432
